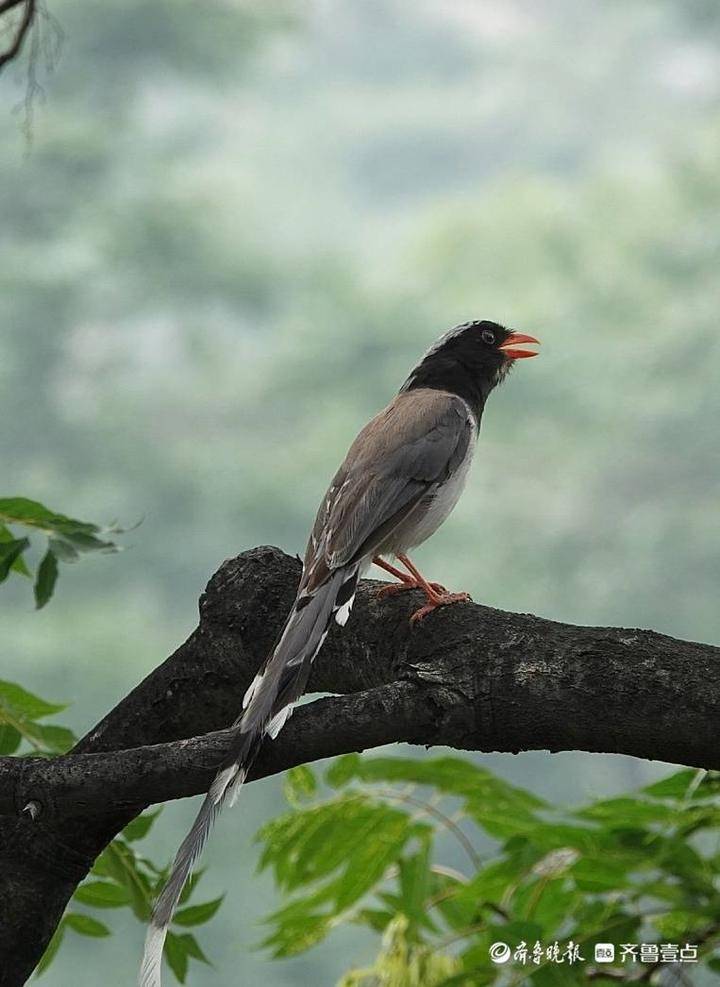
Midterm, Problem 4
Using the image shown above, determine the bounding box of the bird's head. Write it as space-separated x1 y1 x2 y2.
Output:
401 319 540 413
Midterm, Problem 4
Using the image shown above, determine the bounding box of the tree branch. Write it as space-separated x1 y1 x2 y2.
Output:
1 545 719 985
0 0 35 71
0 0 29 18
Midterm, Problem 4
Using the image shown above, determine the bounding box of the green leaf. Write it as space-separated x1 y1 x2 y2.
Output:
74 881 131 908
0 537 30 583
0 680 67 719
165 932 189 983
257 795 425 897
262 907 332 958
174 896 224 927
326 755 546 840
353 906 396 934
444 855 532 923
0 524 30 576
396 841 433 930
152 931 212 984
571 857 631 892
654 908 705 940
327 754 544 803
284 765 317 806
178 869 205 906
636 879 688 906
431 872 478 932
93 841 153 919
570 904 641 954
32 723 76 754
325 753 362 788
652 835 714 893
0 498 119 556
0 497 97 535
65 913 111 937
258 792 432 961
34 549 59 609
512 876 579 931
177 933 210 965
34 920 65 977
55 530 116 553
0 724 21 754
122 809 162 842
335 815 422 911
260 753 720 977
0 500 122 608
47 536 80 563
577 796 676 825
641 769 702 800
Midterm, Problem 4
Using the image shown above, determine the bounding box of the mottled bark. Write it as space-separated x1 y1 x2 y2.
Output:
0 545 718 985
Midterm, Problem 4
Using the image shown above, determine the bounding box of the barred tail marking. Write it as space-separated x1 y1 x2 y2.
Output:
138 564 359 987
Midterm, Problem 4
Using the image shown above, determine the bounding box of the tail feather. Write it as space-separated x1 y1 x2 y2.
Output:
140 731 258 987
239 566 357 735
138 563 360 987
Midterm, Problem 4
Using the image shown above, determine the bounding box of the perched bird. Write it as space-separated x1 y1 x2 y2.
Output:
139 319 539 985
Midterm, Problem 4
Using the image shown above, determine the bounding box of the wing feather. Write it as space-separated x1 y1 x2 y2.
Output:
303 389 473 588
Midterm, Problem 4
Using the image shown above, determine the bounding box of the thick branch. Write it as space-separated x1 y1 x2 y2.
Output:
0 546 719 985
0 684 422 821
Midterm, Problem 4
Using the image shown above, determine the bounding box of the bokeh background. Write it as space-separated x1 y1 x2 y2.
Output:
1 0 719 983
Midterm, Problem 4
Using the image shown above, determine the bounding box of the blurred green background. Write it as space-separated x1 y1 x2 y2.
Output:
1 0 719 983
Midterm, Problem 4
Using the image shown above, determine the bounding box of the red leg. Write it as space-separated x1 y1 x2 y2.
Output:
373 556 415 585
396 553 471 623
373 556 447 600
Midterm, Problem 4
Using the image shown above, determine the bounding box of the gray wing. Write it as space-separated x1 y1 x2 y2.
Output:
303 389 473 590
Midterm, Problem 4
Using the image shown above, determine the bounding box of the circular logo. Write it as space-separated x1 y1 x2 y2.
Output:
489 942 511 964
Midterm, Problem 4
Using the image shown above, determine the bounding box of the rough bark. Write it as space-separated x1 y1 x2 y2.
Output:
0 545 718 985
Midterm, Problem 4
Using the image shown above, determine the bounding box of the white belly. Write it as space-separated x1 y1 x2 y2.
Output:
387 428 476 554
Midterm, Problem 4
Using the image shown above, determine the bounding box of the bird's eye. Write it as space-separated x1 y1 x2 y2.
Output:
481 329 495 345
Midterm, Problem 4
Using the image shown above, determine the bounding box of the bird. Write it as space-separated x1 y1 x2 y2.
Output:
139 319 539 986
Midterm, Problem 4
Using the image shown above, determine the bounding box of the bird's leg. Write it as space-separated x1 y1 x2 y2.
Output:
373 556 415 585
373 555 447 600
396 553 471 623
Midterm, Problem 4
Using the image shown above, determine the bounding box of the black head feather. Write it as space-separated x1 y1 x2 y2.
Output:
401 320 514 418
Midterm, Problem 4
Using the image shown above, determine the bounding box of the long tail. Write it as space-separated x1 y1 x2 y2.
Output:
139 563 360 987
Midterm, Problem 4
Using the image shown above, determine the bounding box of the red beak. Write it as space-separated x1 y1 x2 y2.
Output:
498 332 540 360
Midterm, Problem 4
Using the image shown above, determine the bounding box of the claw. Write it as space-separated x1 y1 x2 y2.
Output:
376 579 447 601
376 581 409 601
410 591 472 624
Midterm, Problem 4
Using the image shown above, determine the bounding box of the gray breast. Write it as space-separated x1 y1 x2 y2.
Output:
383 413 477 555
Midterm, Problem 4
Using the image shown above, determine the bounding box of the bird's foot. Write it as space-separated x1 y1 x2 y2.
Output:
410 591 472 624
376 578 447 601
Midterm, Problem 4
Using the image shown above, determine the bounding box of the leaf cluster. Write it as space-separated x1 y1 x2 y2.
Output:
258 756 720 985
0 677 222 983
0 497 121 608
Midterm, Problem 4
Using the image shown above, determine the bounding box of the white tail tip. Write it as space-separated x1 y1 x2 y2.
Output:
139 923 166 987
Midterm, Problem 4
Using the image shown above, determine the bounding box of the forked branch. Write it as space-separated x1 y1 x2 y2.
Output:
0 546 718 985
